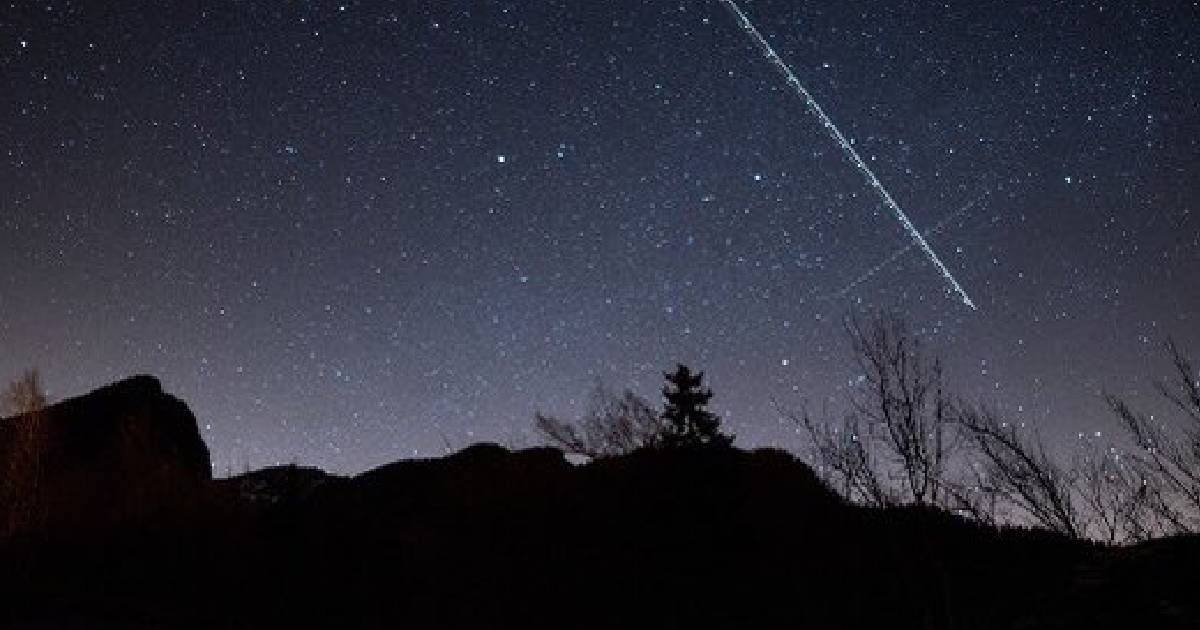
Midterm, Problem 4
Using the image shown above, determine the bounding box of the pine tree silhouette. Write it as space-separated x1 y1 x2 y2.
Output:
661 364 733 448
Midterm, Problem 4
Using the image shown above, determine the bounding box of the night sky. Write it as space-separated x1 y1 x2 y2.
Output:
2 1 1197 474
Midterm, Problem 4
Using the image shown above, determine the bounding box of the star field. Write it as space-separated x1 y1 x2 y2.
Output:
2 0 1197 473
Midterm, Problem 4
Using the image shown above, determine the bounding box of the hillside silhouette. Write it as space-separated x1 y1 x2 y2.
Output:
0 376 1197 629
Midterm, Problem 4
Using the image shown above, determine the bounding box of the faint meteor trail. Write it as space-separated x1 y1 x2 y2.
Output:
825 190 990 301
717 0 978 310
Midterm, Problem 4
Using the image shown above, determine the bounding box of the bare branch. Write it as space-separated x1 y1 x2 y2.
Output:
843 313 960 508
790 403 891 507
2 368 51 536
534 385 665 459
1105 338 1200 534
2 369 47 417
957 408 1085 539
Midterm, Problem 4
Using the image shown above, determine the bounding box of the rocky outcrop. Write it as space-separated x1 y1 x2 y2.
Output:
0 375 210 535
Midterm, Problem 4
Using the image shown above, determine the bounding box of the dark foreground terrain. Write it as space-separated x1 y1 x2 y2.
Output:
1 377 1196 629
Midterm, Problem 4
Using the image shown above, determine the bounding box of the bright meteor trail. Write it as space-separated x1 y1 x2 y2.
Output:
718 0 978 310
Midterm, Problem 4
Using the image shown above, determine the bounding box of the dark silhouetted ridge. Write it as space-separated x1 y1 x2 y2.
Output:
1 378 1197 629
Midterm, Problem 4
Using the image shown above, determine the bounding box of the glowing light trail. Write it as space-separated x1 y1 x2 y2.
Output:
826 190 990 301
718 0 977 310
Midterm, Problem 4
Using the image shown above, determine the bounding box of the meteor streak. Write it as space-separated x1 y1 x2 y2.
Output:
718 0 977 310
826 190 990 302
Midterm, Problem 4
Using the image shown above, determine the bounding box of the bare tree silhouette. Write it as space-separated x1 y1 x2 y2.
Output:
1106 339 1200 535
796 314 960 509
957 407 1086 539
796 405 892 506
794 315 1199 542
1073 441 1159 543
2 369 47 416
535 384 666 459
2 368 50 537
